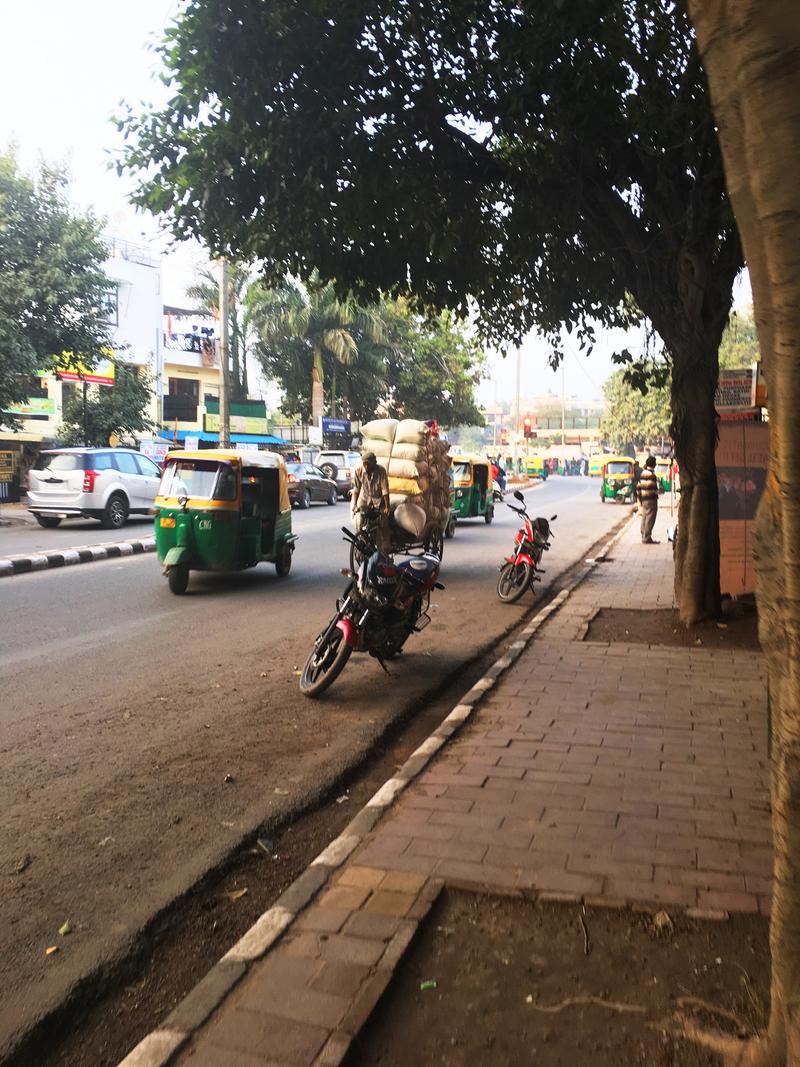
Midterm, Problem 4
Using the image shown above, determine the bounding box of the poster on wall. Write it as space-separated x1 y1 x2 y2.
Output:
716 421 769 596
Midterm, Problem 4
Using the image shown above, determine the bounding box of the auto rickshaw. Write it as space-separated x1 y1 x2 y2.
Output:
656 458 673 494
154 449 297 593
600 456 636 503
588 454 606 477
525 455 548 481
451 454 494 523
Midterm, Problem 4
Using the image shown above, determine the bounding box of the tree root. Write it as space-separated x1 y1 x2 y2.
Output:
527 995 646 1015
676 995 751 1034
678 1019 781 1067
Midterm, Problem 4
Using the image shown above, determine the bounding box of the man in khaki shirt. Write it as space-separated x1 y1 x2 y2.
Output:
351 452 390 552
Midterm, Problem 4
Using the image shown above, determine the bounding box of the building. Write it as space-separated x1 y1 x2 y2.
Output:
0 236 163 493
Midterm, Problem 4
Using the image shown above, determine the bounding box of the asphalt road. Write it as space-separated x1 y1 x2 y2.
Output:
0 515 155 558
0 478 624 1058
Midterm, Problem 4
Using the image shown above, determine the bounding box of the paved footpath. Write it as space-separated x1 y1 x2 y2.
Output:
131 508 770 1067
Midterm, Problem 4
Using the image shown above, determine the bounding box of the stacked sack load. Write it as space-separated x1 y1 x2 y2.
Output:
359 418 451 541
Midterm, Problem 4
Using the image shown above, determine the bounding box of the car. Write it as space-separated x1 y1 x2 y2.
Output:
26 447 162 529
286 462 339 509
313 450 362 498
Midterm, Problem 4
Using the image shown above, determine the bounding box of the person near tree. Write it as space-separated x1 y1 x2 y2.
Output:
636 455 659 544
351 451 390 552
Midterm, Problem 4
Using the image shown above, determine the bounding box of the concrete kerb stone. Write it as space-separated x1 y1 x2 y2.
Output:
115 512 637 1067
117 1029 187 1067
0 537 156 578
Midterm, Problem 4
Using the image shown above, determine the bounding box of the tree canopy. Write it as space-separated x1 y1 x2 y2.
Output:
58 367 155 447
0 151 111 426
718 306 760 369
601 369 671 453
251 283 485 426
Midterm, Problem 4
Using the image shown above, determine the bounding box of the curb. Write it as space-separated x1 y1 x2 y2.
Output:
0 538 156 577
117 513 636 1067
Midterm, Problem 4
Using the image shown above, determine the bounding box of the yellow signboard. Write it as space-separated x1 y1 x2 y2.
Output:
55 352 115 387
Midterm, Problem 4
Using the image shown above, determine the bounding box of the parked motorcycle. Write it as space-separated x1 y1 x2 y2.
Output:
496 490 557 603
300 526 444 697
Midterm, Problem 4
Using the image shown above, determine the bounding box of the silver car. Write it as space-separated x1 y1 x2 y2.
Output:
27 448 162 529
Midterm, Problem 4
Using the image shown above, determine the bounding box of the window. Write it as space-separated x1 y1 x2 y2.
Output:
164 378 199 422
34 452 84 472
158 460 235 500
135 454 160 477
115 452 139 475
91 453 118 471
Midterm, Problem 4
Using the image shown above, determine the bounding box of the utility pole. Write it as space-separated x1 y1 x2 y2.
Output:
561 358 566 449
218 258 231 449
513 346 521 468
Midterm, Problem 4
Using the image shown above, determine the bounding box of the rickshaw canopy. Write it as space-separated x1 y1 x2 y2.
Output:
156 449 291 513
452 454 492 486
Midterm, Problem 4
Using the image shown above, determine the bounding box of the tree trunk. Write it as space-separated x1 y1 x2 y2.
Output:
331 367 337 419
670 344 722 625
311 348 324 426
688 2 800 1063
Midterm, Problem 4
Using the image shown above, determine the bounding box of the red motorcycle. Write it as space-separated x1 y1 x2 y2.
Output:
496 490 557 603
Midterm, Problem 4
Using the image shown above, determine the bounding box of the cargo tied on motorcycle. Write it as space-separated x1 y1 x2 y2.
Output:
496 489 557 604
300 524 444 697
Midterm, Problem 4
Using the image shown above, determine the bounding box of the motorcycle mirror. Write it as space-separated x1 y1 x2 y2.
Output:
550 514 557 521
514 490 525 502
340 567 354 578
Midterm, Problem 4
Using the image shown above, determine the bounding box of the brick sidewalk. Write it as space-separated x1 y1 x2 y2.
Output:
167 509 770 1067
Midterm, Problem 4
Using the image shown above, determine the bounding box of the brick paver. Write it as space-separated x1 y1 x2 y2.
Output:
175 509 770 1066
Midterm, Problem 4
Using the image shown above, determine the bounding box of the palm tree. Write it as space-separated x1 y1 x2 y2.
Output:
186 262 254 400
248 271 385 425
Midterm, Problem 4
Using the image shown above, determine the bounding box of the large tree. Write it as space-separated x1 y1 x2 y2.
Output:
0 151 111 425
687 3 800 1065
119 0 742 623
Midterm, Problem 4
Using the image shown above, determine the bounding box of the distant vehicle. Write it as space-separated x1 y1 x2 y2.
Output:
313 450 362 498
27 447 161 529
286 463 339 508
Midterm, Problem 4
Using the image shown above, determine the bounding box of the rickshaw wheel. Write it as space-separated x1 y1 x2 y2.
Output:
497 561 532 603
484 506 494 525
425 528 444 560
168 564 189 595
444 515 456 539
300 624 352 697
275 545 292 578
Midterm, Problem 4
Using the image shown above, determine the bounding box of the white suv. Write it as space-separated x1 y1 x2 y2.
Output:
314 450 362 498
27 448 162 529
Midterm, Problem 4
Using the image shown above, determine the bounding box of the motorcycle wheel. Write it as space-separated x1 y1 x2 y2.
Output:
497 561 532 603
300 622 353 697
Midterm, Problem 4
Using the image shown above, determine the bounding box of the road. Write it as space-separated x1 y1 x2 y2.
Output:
0 478 623 1058
0 516 154 558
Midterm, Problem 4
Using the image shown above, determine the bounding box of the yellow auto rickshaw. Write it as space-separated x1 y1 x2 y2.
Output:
600 456 636 504
452 454 494 523
154 449 297 593
525 455 548 480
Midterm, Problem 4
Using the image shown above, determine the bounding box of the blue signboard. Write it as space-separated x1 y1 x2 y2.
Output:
321 418 351 434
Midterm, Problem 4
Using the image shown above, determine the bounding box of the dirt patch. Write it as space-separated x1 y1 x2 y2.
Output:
585 604 760 651
349 892 769 1067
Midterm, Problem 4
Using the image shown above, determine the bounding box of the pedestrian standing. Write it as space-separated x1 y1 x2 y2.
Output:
637 455 659 543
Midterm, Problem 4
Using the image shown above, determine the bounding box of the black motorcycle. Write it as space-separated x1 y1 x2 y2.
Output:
300 526 444 697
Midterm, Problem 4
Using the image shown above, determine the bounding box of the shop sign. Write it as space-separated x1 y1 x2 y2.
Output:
4 396 56 417
204 413 270 435
321 417 351 434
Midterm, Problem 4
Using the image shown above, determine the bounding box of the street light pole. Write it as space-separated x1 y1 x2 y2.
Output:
513 346 521 468
218 258 231 449
561 359 566 449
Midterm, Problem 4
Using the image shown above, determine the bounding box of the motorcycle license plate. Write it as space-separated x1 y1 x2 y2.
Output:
160 516 176 528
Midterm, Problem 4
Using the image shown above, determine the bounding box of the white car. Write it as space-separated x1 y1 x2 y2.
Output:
313 450 362 498
27 447 162 529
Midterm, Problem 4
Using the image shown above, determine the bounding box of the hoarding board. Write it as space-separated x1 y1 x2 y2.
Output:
716 421 769 596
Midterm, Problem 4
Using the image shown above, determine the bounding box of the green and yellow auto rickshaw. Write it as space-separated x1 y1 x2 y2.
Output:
452 454 494 524
656 458 673 494
600 456 636 504
154 449 297 593
525 455 548 481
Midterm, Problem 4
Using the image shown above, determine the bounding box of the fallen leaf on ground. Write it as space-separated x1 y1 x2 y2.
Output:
59 921 72 936
15 854 32 874
45 946 59 956
273 787 289 796
223 773 235 783
419 980 438 991
225 888 248 902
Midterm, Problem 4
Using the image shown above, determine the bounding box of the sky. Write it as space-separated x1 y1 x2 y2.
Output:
3 2 751 408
